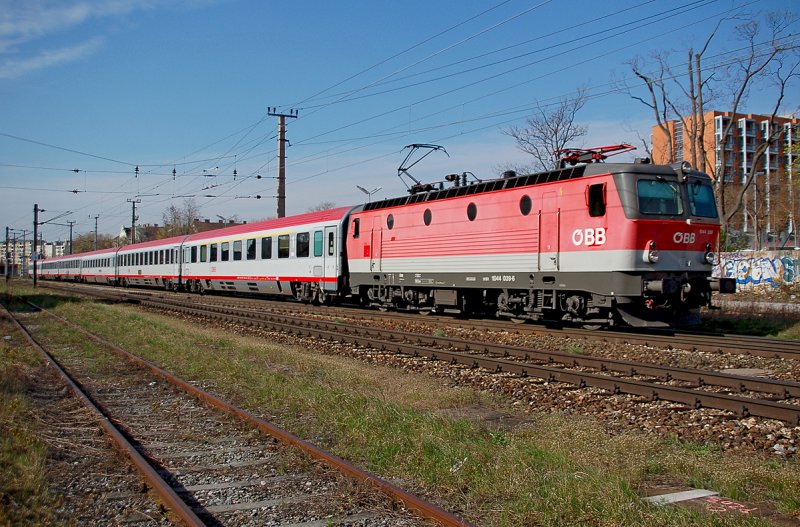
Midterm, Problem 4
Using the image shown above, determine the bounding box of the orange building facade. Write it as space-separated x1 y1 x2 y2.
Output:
652 112 800 248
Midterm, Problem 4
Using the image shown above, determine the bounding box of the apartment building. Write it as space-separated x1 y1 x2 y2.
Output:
652 111 800 248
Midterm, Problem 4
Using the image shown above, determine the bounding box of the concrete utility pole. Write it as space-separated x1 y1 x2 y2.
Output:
67 220 75 255
4 226 9 284
127 198 141 244
93 215 99 250
267 107 299 218
33 204 39 287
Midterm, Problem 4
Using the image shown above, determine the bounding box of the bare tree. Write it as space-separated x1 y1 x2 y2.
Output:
71 233 115 253
624 11 800 240
307 201 337 212
161 198 201 238
502 90 588 172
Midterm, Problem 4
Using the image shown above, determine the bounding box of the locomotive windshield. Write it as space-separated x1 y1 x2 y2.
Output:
688 179 718 217
637 179 683 215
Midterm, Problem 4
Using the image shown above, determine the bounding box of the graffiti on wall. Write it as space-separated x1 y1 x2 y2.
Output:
717 252 800 288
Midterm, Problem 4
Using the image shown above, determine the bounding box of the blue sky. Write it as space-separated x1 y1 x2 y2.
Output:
1 0 798 242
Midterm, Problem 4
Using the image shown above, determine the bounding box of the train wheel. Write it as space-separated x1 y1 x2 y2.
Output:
317 288 329 305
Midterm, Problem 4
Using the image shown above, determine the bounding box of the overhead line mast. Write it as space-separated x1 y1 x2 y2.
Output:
267 107 299 218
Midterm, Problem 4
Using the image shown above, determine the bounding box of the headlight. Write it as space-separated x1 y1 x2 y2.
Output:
643 240 659 263
704 243 715 264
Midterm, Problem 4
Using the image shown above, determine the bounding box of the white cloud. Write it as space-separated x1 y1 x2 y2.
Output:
0 0 217 76
0 37 103 79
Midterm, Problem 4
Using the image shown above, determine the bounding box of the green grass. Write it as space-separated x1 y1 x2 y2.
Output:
0 300 57 526
4 283 798 526
698 314 800 340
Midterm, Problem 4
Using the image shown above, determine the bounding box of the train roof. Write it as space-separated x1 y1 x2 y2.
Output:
358 161 710 213
184 206 354 242
43 245 118 262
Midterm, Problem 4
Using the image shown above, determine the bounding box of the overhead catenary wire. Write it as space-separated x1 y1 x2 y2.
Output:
2 0 786 234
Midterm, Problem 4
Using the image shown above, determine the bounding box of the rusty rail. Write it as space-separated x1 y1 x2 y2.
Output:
27 300 475 527
0 301 206 527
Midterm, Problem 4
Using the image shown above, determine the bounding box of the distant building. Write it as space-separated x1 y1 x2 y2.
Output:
1 238 34 276
652 111 800 248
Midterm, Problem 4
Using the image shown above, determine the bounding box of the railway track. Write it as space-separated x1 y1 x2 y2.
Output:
38 281 800 360
2 297 473 527
38 282 799 425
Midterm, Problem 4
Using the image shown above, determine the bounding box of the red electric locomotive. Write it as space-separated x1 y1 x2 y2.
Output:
345 145 735 327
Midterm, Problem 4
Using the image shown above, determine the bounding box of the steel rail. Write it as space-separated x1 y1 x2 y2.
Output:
141 295 800 400
141 298 800 425
169 291 800 359
0 302 206 527
27 301 476 527
39 282 800 359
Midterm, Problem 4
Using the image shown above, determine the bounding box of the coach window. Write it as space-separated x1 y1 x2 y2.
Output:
588 183 606 217
297 232 310 258
387 214 394 230
278 235 290 258
313 231 323 257
221 242 230 261
246 238 256 260
200 245 207 262
519 195 532 216
261 237 272 259
190 246 197 263
210 243 218 262
328 232 335 256
353 218 360 238
160 250 165 264
233 240 243 261
423 209 432 226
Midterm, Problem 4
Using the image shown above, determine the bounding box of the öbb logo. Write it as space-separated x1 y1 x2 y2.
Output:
571 227 606 246
673 232 696 244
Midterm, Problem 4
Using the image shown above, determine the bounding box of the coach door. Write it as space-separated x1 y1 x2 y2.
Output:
323 225 338 285
539 192 560 271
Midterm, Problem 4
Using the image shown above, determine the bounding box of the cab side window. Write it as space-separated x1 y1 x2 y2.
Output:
588 183 606 217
